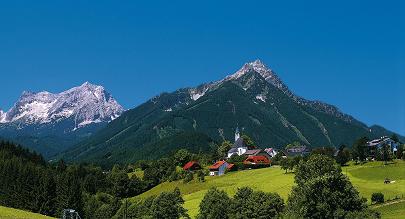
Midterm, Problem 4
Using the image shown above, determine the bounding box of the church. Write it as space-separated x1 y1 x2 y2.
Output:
227 128 248 158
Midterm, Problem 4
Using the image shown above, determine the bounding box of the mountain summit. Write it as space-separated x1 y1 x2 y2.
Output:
190 60 352 122
225 59 284 89
0 82 124 129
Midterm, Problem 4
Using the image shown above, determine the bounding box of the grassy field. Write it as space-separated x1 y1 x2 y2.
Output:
0 206 55 219
128 168 144 179
131 166 294 217
132 160 405 218
343 161 405 202
372 200 405 219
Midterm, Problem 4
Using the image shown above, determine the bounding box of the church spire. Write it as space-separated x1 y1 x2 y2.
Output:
235 127 240 142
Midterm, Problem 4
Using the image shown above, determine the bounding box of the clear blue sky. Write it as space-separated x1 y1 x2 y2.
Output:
0 1 404 135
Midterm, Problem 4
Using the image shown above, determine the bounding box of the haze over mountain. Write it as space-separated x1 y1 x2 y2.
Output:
61 60 404 166
0 82 124 157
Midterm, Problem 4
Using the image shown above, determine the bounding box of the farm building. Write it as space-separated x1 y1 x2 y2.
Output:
243 155 271 167
183 161 201 171
209 161 234 176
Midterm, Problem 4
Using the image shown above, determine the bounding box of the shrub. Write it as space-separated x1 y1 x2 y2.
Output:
168 171 179 182
371 193 384 204
197 170 205 182
183 171 193 183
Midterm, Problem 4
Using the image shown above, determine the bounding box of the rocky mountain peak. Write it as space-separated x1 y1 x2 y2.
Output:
0 82 124 130
226 59 288 91
189 60 286 101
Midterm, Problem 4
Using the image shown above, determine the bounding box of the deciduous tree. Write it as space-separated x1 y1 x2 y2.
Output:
197 187 231 219
286 154 379 218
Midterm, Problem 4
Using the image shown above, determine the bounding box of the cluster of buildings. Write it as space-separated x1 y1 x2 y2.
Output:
366 136 399 157
182 128 400 177
185 128 280 176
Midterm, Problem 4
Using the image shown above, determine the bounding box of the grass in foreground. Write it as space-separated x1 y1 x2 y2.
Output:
133 160 405 218
132 166 294 217
372 199 405 219
0 206 55 219
343 161 405 202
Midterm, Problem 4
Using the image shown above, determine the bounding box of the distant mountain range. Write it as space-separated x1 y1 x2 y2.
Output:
0 82 124 157
58 60 404 166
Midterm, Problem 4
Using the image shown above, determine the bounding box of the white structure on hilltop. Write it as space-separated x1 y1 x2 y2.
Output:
234 127 240 142
227 127 248 158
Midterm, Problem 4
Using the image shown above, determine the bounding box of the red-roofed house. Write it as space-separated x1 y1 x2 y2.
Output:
209 161 233 176
243 155 271 167
183 161 201 171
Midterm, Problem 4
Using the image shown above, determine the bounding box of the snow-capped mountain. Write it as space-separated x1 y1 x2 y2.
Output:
1 82 124 130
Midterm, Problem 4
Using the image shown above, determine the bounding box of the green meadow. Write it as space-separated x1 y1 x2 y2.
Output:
0 206 55 219
132 160 405 218
373 200 405 219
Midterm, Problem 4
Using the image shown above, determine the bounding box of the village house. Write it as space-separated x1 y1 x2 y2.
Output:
264 148 278 158
244 149 272 160
182 161 201 171
208 160 234 176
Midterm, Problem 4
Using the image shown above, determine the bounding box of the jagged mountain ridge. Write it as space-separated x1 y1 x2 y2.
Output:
0 82 124 158
61 60 403 166
171 60 356 123
0 82 123 129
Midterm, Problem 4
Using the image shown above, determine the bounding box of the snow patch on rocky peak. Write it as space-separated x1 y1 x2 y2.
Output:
189 83 215 101
0 82 124 130
0 110 6 123
255 94 266 102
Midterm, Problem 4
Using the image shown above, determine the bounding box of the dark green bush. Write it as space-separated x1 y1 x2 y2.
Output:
371 193 384 204
183 171 193 183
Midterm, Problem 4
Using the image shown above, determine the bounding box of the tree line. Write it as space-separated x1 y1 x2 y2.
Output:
0 141 201 218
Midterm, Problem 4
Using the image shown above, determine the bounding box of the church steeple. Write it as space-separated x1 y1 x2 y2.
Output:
235 127 240 142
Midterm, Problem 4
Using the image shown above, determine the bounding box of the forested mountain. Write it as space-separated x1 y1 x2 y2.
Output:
61 60 404 166
0 82 124 158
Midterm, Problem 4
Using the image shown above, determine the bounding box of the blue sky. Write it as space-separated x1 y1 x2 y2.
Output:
0 1 404 134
